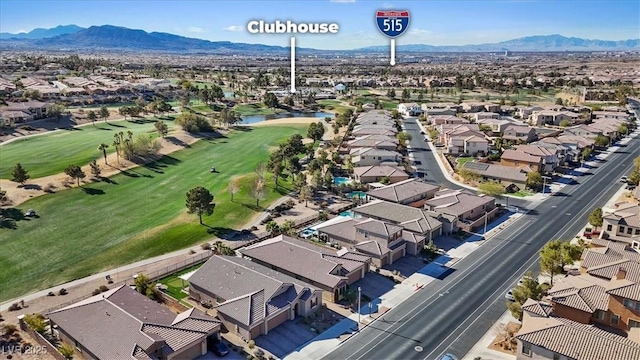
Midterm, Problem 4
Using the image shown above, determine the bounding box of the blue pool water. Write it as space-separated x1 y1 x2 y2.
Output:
241 111 335 125
340 211 353 217
346 191 367 199
334 177 353 185
299 228 318 238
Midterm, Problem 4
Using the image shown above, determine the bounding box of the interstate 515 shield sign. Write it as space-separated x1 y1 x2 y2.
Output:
376 10 410 38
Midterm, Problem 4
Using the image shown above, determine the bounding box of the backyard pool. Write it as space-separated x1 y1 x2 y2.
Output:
339 211 362 218
299 228 318 238
346 191 367 199
334 177 353 185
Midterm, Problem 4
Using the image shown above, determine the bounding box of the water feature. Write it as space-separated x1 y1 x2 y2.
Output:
240 111 334 125
346 191 367 199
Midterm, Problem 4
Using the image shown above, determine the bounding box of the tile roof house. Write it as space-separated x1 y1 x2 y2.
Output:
423 189 498 233
346 135 399 152
530 110 579 126
349 147 402 167
1 100 51 125
188 255 322 341
439 124 489 156
351 126 397 137
515 299 640 360
352 165 409 184
476 118 511 133
501 144 559 173
398 102 423 116
353 199 443 240
366 178 440 207
502 124 537 143
315 216 426 267
462 161 531 187
238 235 369 303
46 285 220 360
600 203 640 246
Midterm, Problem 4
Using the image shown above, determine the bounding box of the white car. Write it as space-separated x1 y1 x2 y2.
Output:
505 290 515 301
621 176 628 183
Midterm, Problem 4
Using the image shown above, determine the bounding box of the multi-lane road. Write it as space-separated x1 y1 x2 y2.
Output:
323 105 640 360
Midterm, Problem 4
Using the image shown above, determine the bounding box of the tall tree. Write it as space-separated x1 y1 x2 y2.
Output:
64 165 86 186
264 92 279 109
87 110 97 126
538 240 583 285
526 171 543 191
185 186 215 225
98 143 109 165
254 162 267 181
507 271 543 321
251 178 267 207
478 182 507 205
154 121 169 138
307 122 325 141
11 163 30 186
588 207 603 230
227 177 240 202
299 185 313 207
99 106 110 123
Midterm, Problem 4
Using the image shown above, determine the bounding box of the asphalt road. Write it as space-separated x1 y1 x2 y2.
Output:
402 118 529 209
323 109 640 360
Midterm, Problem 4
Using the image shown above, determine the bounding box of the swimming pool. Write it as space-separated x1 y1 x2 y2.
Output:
346 191 367 199
339 211 353 217
299 228 318 238
334 177 353 185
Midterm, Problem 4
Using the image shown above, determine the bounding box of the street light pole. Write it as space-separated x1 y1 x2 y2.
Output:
542 176 547 194
484 212 488 236
357 287 362 327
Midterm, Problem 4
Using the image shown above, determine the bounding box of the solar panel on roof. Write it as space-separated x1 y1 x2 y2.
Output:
463 162 489 171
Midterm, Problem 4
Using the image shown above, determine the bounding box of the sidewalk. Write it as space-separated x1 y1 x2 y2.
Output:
462 311 520 360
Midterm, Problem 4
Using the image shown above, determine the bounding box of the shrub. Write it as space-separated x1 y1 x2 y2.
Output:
59 288 68 295
92 289 101 296
189 249 196 254
43 183 56 193
8 303 20 311
248 339 255 349
99 285 109 292
2 324 18 336
47 291 55 297
201 242 212 250
175 113 213 133
246 356 253 360
250 226 258 231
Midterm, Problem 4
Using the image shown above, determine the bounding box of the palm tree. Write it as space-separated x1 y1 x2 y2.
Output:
98 143 109 164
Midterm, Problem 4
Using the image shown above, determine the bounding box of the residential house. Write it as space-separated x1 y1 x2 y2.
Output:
600 203 640 246
350 147 401 167
46 285 221 360
430 115 469 125
500 145 558 173
1 100 51 125
366 179 440 207
353 200 443 240
440 124 489 156
593 111 631 121
476 118 511 134
347 135 398 152
316 217 425 267
352 165 409 184
423 189 497 233
515 144 560 172
563 124 603 139
461 161 531 188
515 298 640 360
473 112 500 122
530 110 579 126
238 235 369 302
188 255 322 341
461 102 486 113
502 124 537 143
352 125 397 137
398 103 423 116
425 108 457 117
517 106 543 120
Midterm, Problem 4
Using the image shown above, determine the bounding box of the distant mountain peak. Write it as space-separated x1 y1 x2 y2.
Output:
0 24 84 40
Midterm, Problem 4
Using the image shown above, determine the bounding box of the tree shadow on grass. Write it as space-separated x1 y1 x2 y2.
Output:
231 126 254 132
143 155 181 174
164 136 191 148
100 177 118 185
205 226 235 238
240 203 263 212
107 123 126 128
0 208 27 229
82 187 105 195
128 118 157 125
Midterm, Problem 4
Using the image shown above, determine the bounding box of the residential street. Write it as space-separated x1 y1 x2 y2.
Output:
322 116 640 360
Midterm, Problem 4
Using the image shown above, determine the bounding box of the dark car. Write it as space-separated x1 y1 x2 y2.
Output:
207 337 229 357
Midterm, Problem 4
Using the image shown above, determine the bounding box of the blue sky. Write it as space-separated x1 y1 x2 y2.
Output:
1 0 638 50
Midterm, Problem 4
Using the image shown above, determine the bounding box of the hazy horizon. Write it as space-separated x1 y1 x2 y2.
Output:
1 0 639 50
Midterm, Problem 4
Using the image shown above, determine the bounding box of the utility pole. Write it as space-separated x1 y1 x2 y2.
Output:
484 212 488 236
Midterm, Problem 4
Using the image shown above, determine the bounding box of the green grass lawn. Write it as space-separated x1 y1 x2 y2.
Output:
511 190 534 197
233 103 285 116
456 157 474 166
0 118 176 179
0 125 305 303
159 264 203 300
318 100 354 114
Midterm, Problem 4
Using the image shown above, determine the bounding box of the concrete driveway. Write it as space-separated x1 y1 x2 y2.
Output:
254 319 318 359
351 272 395 299
383 255 426 277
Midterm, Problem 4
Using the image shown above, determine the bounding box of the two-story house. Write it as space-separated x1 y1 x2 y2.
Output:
600 203 640 246
366 179 440 207
423 189 498 233
350 147 402 167
530 110 579 126
353 200 444 240
315 217 424 267
502 124 538 143
398 103 423 116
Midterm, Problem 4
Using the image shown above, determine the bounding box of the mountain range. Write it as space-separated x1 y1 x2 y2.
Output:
0 24 638 53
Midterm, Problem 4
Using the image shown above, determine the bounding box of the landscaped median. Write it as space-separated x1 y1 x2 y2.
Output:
0 125 306 303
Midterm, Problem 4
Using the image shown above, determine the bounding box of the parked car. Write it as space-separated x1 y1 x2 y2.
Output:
517 275 533 287
505 290 515 301
207 337 229 357
25 209 36 217
620 176 628 183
